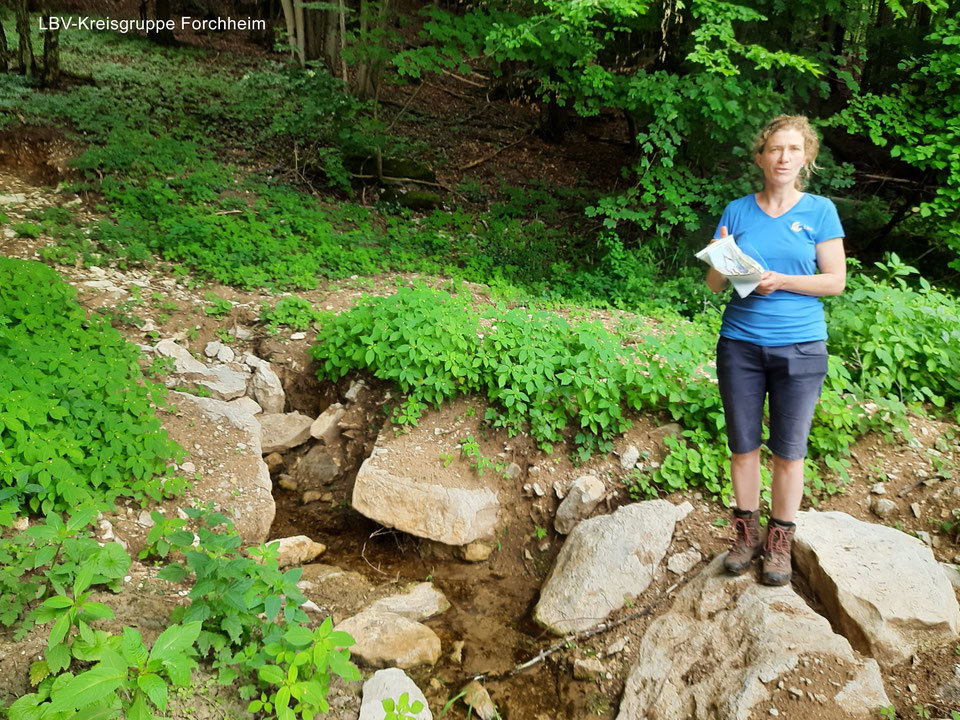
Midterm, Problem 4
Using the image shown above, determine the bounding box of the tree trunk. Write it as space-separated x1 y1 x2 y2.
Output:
15 0 36 76
322 7 340 75
147 0 176 45
41 8 58 86
0 14 10 73
352 0 388 100
294 0 306 64
279 0 300 63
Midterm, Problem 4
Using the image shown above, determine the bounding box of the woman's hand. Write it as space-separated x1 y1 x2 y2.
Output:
755 271 787 295
705 226 730 293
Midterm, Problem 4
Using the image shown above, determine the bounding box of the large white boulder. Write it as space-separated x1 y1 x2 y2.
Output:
260 412 314 454
534 500 678 634
352 430 500 546
794 510 960 665
616 556 890 720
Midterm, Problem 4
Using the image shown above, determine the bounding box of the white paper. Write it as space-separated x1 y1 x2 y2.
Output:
695 235 764 298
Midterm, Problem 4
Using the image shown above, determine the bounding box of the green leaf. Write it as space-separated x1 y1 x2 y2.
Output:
157 564 189 582
123 627 149 667
29 660 49 686
96 542 131 578
148 621 202 666
137 672 169 712
126 691 152 720
258 664 286 685
283 625 315 647
46 662 127 713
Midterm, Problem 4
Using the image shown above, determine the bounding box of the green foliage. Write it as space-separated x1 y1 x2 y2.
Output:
311 284 904 498
9 621 202 720
203 291 233 317
827 17 960 270
382 692 426 720
826 255 960 414
0 510 129 637
0 259 185 514
260 296 324 331
152 506 360 711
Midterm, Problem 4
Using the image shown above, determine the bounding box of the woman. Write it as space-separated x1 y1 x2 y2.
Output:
705 115 846 586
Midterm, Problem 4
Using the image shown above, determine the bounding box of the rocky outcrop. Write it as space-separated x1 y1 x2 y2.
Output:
616 556 890 720
535 500 678 634
793 510 960 665
250 362 285 414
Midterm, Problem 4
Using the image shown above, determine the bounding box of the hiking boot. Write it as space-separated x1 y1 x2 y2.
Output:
761 520 796 586
723 509 762 575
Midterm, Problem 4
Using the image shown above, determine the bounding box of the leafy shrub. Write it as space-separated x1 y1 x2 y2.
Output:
260 296 324 331
826 255 960 416
0 259 185 514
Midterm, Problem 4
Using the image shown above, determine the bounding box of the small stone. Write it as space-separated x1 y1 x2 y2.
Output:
345 380 365 402
264 453 284 473
460 542 493 563
216 345 235 363
554 480 566 500
180 461 196 474
229 396 263 415
320 492 333 502
450 640 465 664
204 341 222 358
310 403 345 444
769 709 779 717
301 491 325 504
675 500 694 521
573 656 605 681
290 332 306 340
532 482 545 497
278 474 298 491
871 497 897 519
620 445 640 470
12 517 29 532
667 548 702 575
269 535 326 567
916 530 932 546
460 680 497 720
788 687 803 698
870 482 886 495
137 510 155 528
605 637 628 656
907 683 918 693
504 462 522 480
910 502 921 518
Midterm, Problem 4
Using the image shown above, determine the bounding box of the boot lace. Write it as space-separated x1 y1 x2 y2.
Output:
733 517 757 548
765 526 791 556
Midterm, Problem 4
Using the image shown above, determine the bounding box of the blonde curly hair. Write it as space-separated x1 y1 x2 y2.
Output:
752 115 821 191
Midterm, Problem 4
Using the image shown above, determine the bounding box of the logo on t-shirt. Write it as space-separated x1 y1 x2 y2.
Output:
790 221 814 233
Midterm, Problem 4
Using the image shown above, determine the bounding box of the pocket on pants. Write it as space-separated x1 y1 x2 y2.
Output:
794 340 827 356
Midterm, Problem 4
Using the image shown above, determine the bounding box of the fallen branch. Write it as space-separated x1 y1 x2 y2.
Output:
424 81 475 101
472 576 689 682
459 133 533 171
441 69 486 87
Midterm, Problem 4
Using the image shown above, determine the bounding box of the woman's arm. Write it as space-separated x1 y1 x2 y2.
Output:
705 225 731 293
754 237 846 297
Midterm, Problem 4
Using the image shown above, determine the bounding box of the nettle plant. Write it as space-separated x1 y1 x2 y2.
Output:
0 259 185 515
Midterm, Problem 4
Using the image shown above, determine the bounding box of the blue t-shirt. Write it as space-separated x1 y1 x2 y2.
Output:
714 193 844 346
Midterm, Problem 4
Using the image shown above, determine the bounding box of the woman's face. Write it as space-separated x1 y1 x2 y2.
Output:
755 128 806 190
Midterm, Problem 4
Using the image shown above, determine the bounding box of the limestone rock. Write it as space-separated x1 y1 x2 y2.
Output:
336 609 441 669
794 511 960 665
310 403 345 444
675 500 694 521
620 445 640 470
194 364 249 401
573 656 605 681
157 393 274 546
260 412 314 454
615 556 890 720
367 582 450 622
204 341 222 357
216 345 235 364
942 562 960 590
269 535 326 567
667 548 702 575
352 430 500 546
460 680 497 720
535 500 678 634
296 446 340 488
359 669 432 720
155 339 206 374
251 362 285 414
459 542 493 563
871 497 897 519
229 396 262 415
554 474 605 534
